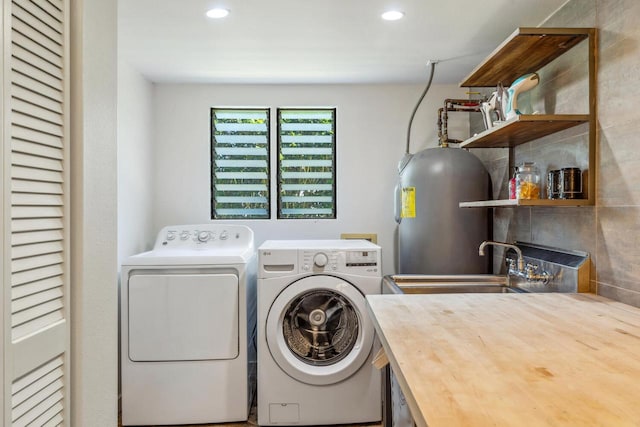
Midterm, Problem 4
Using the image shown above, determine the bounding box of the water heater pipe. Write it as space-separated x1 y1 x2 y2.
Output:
404 60 438 155
437 99 482 147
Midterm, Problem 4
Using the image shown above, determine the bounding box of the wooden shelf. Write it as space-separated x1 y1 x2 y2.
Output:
460 114 589 149
457 27 596 208
460 198 591 208
460 28 592 87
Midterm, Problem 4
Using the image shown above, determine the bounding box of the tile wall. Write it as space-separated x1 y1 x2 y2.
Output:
471 0 640 307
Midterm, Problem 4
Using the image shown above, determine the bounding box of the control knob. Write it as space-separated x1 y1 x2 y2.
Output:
313 253 329 268
197 231 211 242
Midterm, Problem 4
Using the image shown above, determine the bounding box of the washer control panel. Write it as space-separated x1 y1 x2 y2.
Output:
258 240 381 278
155 224 253 251
300 249 379 275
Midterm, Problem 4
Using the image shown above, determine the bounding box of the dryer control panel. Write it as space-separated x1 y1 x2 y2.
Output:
154 224 254 252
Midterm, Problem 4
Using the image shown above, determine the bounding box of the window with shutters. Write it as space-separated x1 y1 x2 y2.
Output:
211 108 270 219
277 108 336 219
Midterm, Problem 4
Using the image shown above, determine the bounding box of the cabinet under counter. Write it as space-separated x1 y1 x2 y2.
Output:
367 293 640 427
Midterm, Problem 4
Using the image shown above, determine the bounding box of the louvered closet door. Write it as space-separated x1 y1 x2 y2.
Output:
3 0 70 425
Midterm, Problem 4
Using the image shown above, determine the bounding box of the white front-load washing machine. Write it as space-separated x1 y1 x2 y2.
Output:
121 224 256 426
257 239 382 426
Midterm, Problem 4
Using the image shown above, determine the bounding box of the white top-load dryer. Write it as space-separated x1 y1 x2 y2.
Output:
121 224 255 426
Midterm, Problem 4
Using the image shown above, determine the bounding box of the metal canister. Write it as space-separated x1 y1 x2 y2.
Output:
559 167 582 199
547 170 561 199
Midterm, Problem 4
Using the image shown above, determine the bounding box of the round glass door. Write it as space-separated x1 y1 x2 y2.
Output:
283 289 359 366
266 275 375 385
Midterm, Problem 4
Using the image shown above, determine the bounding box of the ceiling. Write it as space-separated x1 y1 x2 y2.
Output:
118 0 568 85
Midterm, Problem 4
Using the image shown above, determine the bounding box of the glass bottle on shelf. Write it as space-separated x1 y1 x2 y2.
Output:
508 167 517 200
515 162 540 200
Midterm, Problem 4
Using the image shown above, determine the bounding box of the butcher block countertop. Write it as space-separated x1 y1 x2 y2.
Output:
366 293 640 427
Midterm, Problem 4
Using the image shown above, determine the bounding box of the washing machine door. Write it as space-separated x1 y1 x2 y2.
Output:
266 274 375 386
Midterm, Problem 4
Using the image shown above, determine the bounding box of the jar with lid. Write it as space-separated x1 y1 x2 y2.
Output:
515 162 540 200
559 167 582 199
547 170 561 199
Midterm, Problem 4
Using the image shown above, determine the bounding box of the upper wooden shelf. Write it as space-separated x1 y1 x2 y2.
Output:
460 28 593 87
460 114 589 149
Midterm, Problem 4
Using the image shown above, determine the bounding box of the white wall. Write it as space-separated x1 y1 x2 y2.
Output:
70 0 118 425
117 62 156 265
152 83 469 274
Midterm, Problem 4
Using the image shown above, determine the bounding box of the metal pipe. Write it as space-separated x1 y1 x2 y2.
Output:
437 99 482 147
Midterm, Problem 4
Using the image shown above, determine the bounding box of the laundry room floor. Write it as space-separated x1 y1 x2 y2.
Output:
117 407 382 427
117 415 381 427
117 420 381 427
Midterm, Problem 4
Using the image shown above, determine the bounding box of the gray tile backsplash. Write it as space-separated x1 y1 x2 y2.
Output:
544 0 597 27
475 0 640 307
598 121 640 206
596 207 640 292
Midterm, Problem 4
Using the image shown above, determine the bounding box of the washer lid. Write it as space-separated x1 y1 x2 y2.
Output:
266 275 375 385
123 249 254 266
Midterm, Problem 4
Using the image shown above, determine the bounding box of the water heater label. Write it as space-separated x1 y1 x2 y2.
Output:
401 187 416 218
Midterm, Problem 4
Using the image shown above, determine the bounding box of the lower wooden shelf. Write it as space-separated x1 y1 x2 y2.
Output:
459 198 593 208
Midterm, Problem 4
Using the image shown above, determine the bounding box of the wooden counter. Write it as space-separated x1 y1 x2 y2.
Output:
366 293 640 427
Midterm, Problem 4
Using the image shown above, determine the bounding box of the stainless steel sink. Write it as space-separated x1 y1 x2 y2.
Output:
383 274 527 295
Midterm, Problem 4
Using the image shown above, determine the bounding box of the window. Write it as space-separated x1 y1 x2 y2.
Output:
277 108 336 219
210 107 336 220
211 108 270 219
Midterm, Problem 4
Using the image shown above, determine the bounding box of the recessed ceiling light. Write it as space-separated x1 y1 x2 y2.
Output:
206 8 229 19
381 10 404 21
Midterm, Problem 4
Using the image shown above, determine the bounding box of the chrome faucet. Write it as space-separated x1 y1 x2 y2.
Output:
478 240 524 271
479 240 550 284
